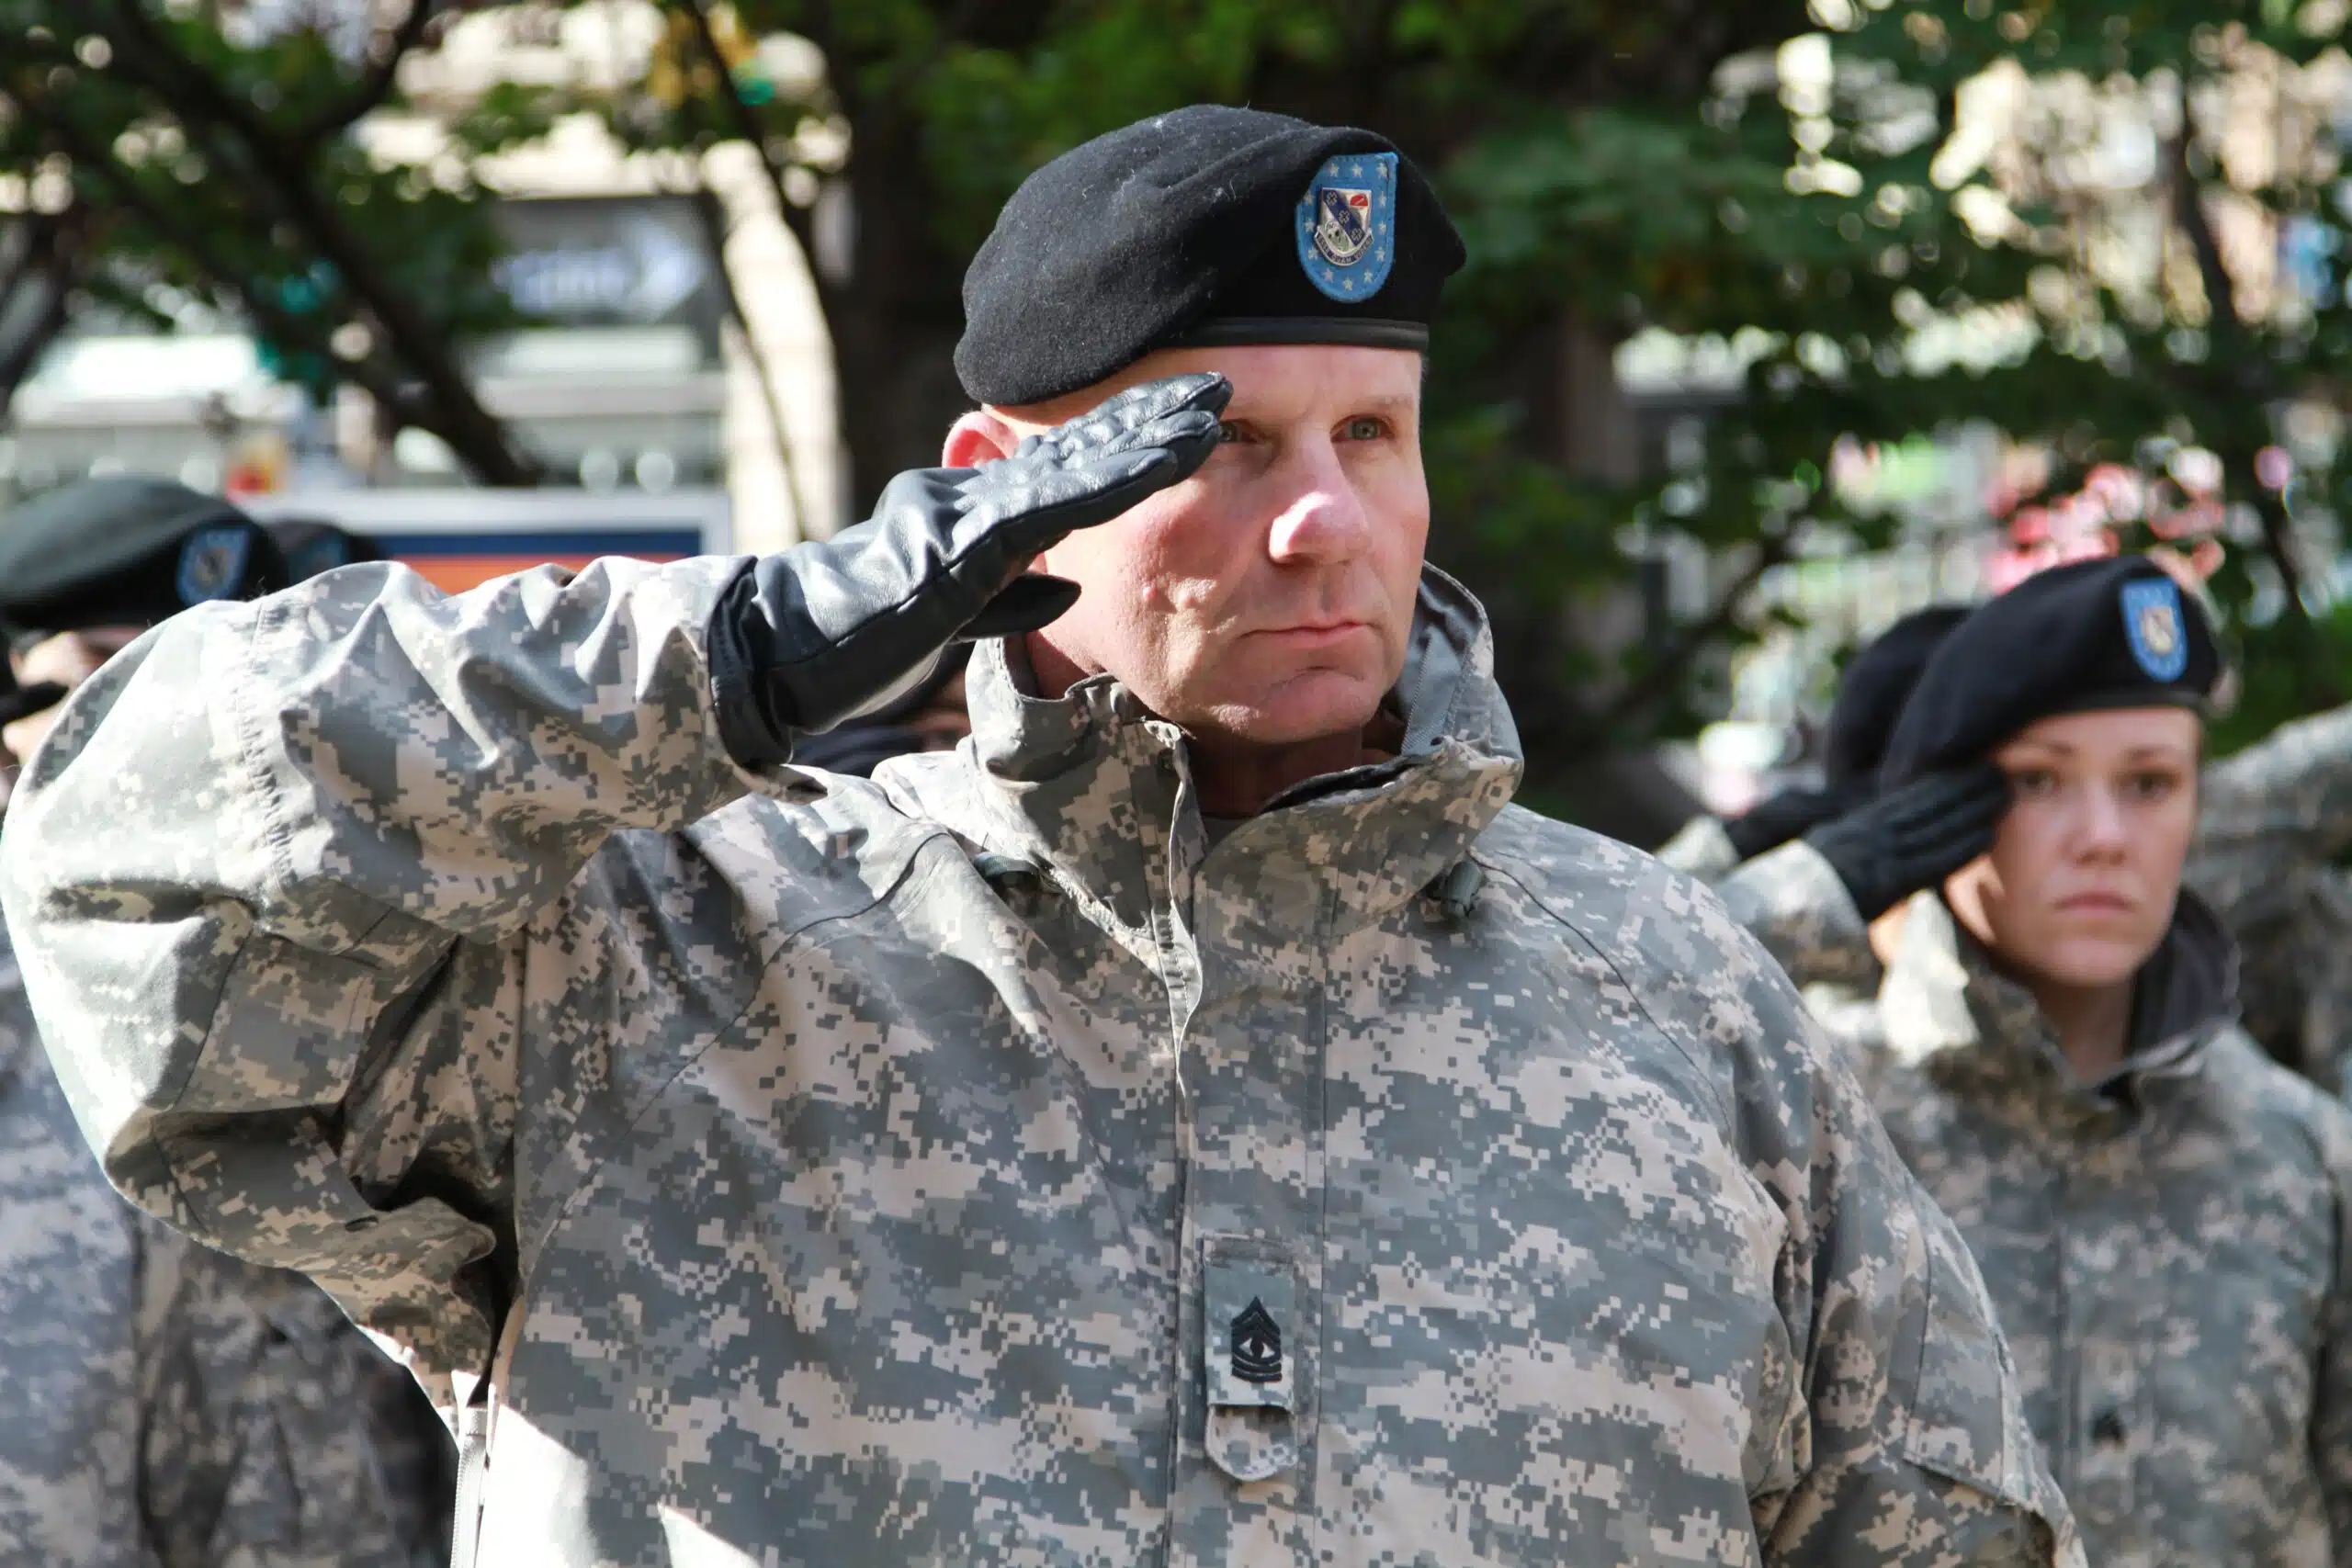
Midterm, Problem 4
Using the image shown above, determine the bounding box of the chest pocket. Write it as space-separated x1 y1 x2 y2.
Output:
1894 1214 2046 1514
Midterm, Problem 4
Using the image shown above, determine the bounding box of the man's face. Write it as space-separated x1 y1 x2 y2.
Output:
993 344 1430 747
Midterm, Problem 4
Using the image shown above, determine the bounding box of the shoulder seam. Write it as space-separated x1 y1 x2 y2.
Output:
1471 847 1739 1128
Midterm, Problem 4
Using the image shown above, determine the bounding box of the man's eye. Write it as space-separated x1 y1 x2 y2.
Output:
1342 416 1385 441
1216 421 1244 444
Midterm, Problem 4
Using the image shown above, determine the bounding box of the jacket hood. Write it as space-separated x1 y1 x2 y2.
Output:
1880 882 2242 1108
880 566 1525 958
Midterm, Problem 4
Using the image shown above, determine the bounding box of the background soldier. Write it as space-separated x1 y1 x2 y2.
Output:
1799 557 2352 1563
0 477 454 1568
2190 705 2352 1096
4 109 2075 1566
1657 604 1972 886
1713 624 2352 1101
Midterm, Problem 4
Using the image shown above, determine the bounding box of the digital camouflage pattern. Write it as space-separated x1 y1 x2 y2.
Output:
1655 812 1740 883
1858 891 2352 1566
0 910 454 1567
2191 703 2352 1097
0 554 2080 1568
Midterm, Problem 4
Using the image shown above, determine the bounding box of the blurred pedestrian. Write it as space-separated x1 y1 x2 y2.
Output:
1738 556 2352 1562
0 476 453 1567
0 109 2074 1567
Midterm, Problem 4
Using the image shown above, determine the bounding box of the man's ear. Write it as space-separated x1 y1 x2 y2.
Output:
944 408 1022 468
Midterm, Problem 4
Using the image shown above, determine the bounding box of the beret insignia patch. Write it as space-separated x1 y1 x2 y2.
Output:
1296 152 1396 302
2121 576 2188 681
175 524 252 607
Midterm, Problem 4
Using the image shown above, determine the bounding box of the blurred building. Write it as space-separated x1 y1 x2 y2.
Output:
0 2 842 554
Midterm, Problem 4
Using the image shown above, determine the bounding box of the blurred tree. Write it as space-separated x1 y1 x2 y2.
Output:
15 1 2347 800
608 0 2352 795
0 0 548 481
1771 1 2352 750
585 0 1822 823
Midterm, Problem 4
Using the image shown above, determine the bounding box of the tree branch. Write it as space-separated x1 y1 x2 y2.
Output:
2167 86 2240 337
691 183 801 509
0 213 80 422
100 0 541 483
1593 529 1793 737
292 0 440 149
0 212 61 314
28 89 433 445
679 0 819 295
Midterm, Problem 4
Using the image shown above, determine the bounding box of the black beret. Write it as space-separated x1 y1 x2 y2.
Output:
0 476 288 636
1881 557 2222 788
266 517 385 582
956 105 1466 407
1822 604 1971 788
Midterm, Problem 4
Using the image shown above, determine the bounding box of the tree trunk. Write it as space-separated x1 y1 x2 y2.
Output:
823 111 976 508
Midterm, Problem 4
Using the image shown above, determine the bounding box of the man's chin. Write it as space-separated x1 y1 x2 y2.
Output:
1188 671 1391 749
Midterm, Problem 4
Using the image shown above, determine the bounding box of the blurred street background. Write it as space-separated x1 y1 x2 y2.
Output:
3 0 2346 841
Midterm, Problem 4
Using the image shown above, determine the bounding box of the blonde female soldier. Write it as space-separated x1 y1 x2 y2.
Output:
1814 554 2352 1565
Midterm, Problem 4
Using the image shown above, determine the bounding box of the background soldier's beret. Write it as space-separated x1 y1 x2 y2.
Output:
1881 556 2222 788
266 516 385 582
0 475 288 637
1822 604 1971 788
956 105 1467 408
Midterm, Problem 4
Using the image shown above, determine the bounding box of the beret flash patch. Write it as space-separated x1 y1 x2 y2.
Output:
2121 576 2188 682
1296 152 1396 301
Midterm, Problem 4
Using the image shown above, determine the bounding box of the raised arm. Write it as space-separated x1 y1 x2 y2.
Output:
0 377 1226 1402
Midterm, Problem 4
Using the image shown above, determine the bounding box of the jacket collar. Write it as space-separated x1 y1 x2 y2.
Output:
1879 885 2240 1112
938 567 1524 950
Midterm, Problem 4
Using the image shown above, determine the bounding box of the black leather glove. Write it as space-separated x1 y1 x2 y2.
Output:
1803 763 2012 921
709 373 1229 768
0 681 66 730
1723 781 1873 863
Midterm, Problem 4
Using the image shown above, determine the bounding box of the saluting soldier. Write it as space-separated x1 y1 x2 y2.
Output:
1730 556 2352 1563
0 478 454 1567
1713 589 2352 1102
2 109 2075 1567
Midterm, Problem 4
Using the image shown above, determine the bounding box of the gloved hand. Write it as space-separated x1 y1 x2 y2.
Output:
1803 763 2012 921
709 373 1229 768
1723 780 1873 863
0 681 66 730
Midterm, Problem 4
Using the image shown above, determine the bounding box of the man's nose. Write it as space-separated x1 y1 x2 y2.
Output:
1264 441 1372 565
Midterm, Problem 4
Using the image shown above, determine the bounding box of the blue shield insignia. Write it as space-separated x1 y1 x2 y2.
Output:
2120 577 2188 681
1295 152 1397 303
175 524 253 607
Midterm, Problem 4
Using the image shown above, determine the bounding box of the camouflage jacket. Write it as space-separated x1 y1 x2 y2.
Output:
1656 813 1740 882
1718 702 2352 1096
2192 704 2352 1094
0 912 453 1567
1856 891 2352 1565
0 557 2079 1568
